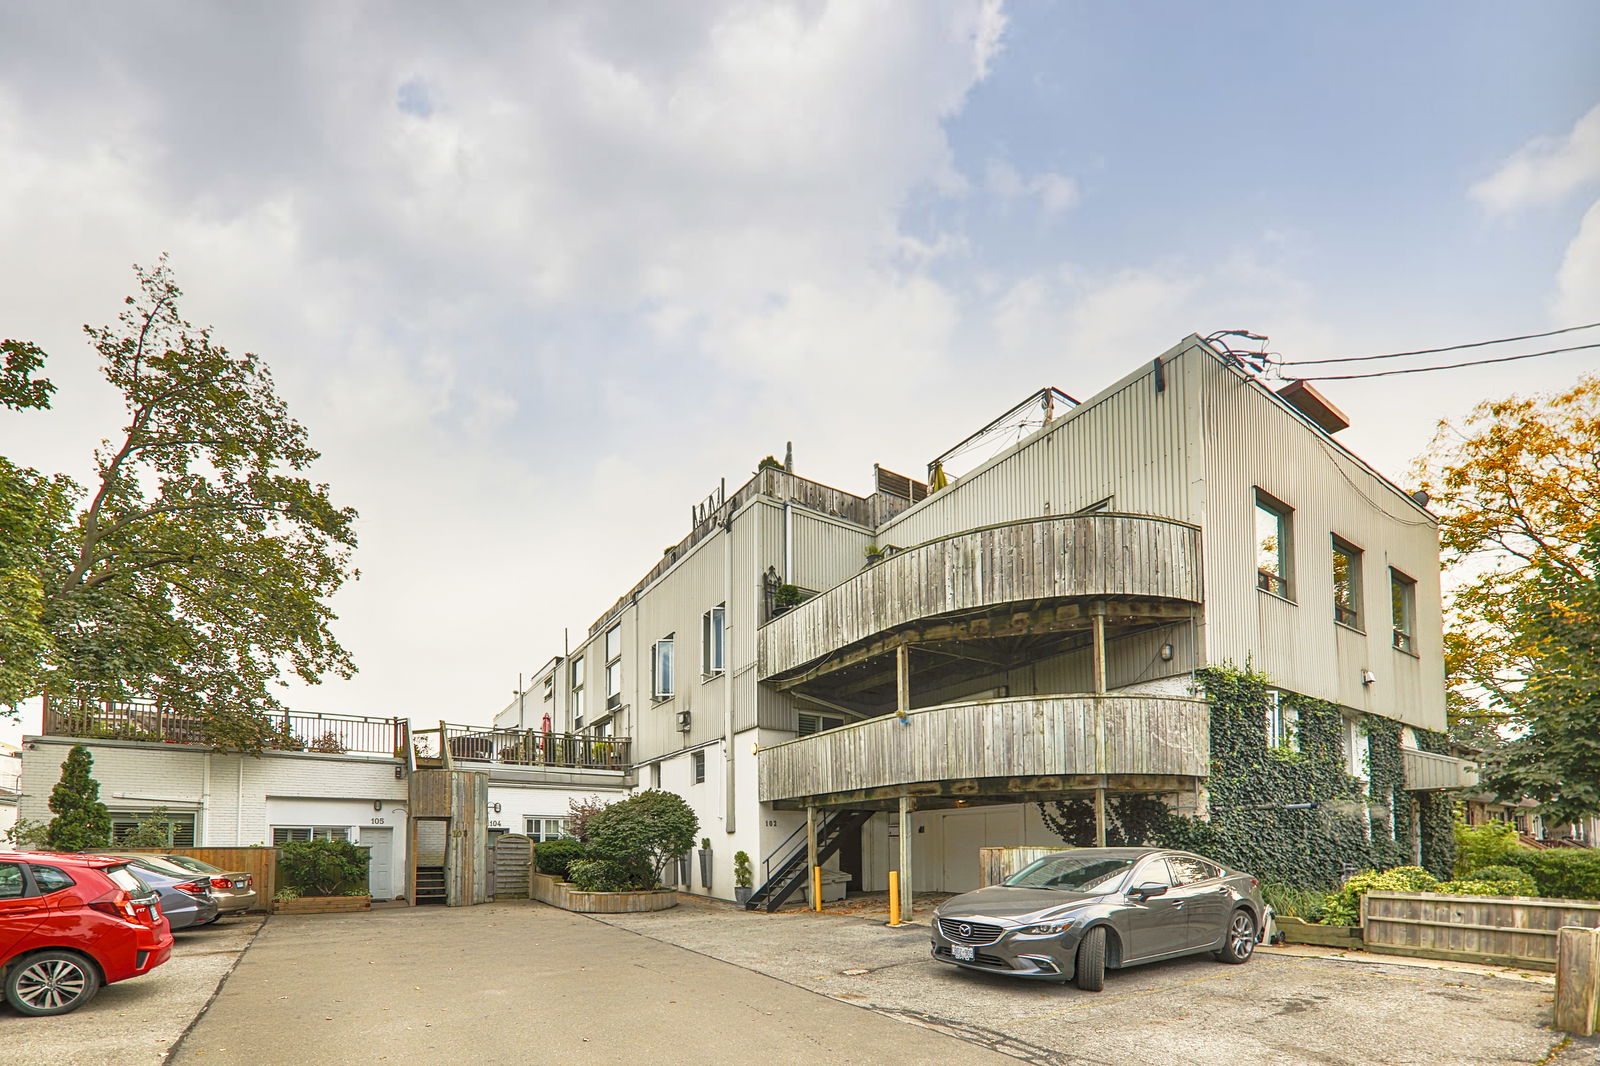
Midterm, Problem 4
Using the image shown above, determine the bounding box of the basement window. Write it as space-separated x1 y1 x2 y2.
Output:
109 810 196 848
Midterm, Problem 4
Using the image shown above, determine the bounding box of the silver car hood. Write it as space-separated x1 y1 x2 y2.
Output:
936 884 1104 922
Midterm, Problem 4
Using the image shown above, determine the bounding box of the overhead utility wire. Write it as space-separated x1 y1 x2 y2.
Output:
1280 340 1600 382
1279 321 1600 367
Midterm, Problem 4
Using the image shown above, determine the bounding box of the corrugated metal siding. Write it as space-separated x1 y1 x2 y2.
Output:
1197 354 1446 729
757 695 1210 802
791 510 872 593
760 514 1202 678
875 347 1199 547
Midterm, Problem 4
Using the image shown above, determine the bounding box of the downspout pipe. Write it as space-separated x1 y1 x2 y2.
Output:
723 515 736 835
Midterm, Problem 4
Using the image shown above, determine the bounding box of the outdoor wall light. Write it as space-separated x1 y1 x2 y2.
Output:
373 799 383 811
1361 669 1376 686
1159 642 1174 662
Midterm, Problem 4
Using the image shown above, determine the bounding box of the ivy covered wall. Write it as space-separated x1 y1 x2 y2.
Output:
1037 666 1457 887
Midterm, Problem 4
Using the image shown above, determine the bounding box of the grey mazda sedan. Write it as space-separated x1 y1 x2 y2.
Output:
931 847 1267 991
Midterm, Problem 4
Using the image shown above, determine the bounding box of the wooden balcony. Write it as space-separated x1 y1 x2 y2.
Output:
1401 747 1479 791
759 513 1203 681
411 723 632 772
757 693 1209 807
43 695 405 757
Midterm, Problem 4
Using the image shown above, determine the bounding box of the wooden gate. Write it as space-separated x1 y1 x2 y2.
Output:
1364 891 1600 970
493 835 534 900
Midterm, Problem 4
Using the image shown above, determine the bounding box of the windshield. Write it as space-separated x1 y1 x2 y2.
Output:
1003 855 1136 893
162 855 222 874
128 855 195 878
106 864 158 900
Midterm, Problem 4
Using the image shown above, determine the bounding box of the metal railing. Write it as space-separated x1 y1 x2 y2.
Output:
43 695 405 757
410 721 632 772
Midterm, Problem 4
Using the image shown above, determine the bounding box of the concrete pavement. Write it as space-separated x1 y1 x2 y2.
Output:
173 903 1019 1065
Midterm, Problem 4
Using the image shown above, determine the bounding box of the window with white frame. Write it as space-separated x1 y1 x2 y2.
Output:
692 749 706 784
1345 719 1370 786
272 826 350 844
652 635 675 699
523 817 570 842
542 673 554 701
1331 536 1363 629
1264 691 1298 751
702 604 726 676
1254 489 1294 599
1390 568 1417 653
605 624 622 710
570 655 585 729
110 810 196 847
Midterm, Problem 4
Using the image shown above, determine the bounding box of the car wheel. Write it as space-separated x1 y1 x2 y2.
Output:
1074 926 1106 991
4 950 102 1016
1215 909 1256 964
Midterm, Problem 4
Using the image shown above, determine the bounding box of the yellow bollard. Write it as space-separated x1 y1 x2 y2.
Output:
888 870 901 926
812 866 822 912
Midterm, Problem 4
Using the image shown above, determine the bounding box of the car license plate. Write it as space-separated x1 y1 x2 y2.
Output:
952 944 975 961
233 880 247 889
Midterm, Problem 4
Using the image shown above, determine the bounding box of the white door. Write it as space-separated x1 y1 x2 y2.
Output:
360 827 394 900
941 813 988 893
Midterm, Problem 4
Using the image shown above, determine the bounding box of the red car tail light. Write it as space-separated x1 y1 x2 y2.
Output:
210 877 232 890
88 889 141 921
174 879 209 894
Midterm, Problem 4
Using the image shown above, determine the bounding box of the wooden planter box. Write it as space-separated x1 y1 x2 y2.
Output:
1276 915 1362 948
273 895 372 915
528 871 678 914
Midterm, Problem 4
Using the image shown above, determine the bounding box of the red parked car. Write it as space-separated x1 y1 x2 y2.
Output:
0 851 174 1016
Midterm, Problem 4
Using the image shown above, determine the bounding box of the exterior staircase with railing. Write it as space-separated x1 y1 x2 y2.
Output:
744 809 874 912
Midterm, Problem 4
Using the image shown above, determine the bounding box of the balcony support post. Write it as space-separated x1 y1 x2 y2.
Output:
898 794 914 922
1090 602 1107 695
1093 780 1107 848
1091 602 1108 847
806 804 820 913
896 644 910 722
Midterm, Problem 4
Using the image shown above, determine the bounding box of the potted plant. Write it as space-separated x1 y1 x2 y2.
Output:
734 850 754 906
772 584 804 616
863 544 884 566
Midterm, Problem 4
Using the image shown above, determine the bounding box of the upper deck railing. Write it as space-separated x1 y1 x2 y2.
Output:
411 722 632 772
43 695 406 757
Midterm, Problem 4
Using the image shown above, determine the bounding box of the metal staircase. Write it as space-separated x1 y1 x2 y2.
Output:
744 809 874 912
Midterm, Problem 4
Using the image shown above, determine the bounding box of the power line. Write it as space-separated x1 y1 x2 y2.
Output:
1280 341 1600 382
1278 321 1600 367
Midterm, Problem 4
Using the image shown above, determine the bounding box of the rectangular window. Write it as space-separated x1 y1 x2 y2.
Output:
542 673 553 701
1345 720 1370 784
604 625 622 709
605 624 621 663
652 636 675 699
702 604 726 676
110 810 197 848
1390 569 1416 653
570 655 586 729
271 826 349 845
523 817 570 842
797 713 845 736
1254 490 1293 599
1264 691 1299 751
1332 537 1363 629
692 749 706 784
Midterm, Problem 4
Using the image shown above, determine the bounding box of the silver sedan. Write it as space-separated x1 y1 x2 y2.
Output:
931 847 1268 991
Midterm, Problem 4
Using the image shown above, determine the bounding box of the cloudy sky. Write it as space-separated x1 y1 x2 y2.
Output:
2 1 1597 743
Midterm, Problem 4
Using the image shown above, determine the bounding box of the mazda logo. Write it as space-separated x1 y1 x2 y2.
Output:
958 923 972 937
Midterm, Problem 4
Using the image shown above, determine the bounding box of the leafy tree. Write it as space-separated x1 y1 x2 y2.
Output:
0 340 54 411
1480 531 1600 825
43 744 111 850
566 794 612 842
0 258 359 749
585 789 699 884
1417 373 1599 741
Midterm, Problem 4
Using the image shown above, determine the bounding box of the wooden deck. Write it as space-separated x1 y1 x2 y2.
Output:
1401 748 1479 790
759 513 1203 679
757 693 1209 805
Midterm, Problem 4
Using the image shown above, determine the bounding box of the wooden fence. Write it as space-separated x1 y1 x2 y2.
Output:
108 846 278 907
1363 891 1600 971
1556 927 1600 1036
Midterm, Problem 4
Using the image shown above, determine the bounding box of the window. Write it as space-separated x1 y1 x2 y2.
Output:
31 865 76 893
652 636 675 699
797 713 845 736
570 655 586 729
110 810 196 847
1390 568 1416 653
1168 855 1221 885
692 749 706 784
1265 690 1299 751
702 605 726 676
1254 490 1294 599
1332 537 1363 629
542 673 554 701
272 826 350 844
1345 720 1370 784
523 817 570 842
0 863 25 900
605 625 622 710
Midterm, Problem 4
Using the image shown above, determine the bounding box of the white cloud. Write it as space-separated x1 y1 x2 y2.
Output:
1555 199 1600 323
985 158 1080 218
1472 102 1600 213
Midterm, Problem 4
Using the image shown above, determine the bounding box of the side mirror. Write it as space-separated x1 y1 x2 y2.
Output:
1129 882 1169 899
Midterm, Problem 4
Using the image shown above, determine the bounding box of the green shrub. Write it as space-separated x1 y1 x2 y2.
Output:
534 838 585 880
586 790 698 884
567 857 652 893
278 838 370 896
1502 848 1600 900
1435 879 1518 897
1453 821 1521 876
1467 864 1538 895
733 850 754 889
1323 866 1438 926
1260 882 1329 922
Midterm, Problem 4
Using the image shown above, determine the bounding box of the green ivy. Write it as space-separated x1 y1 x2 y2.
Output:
1037 666 1458 887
